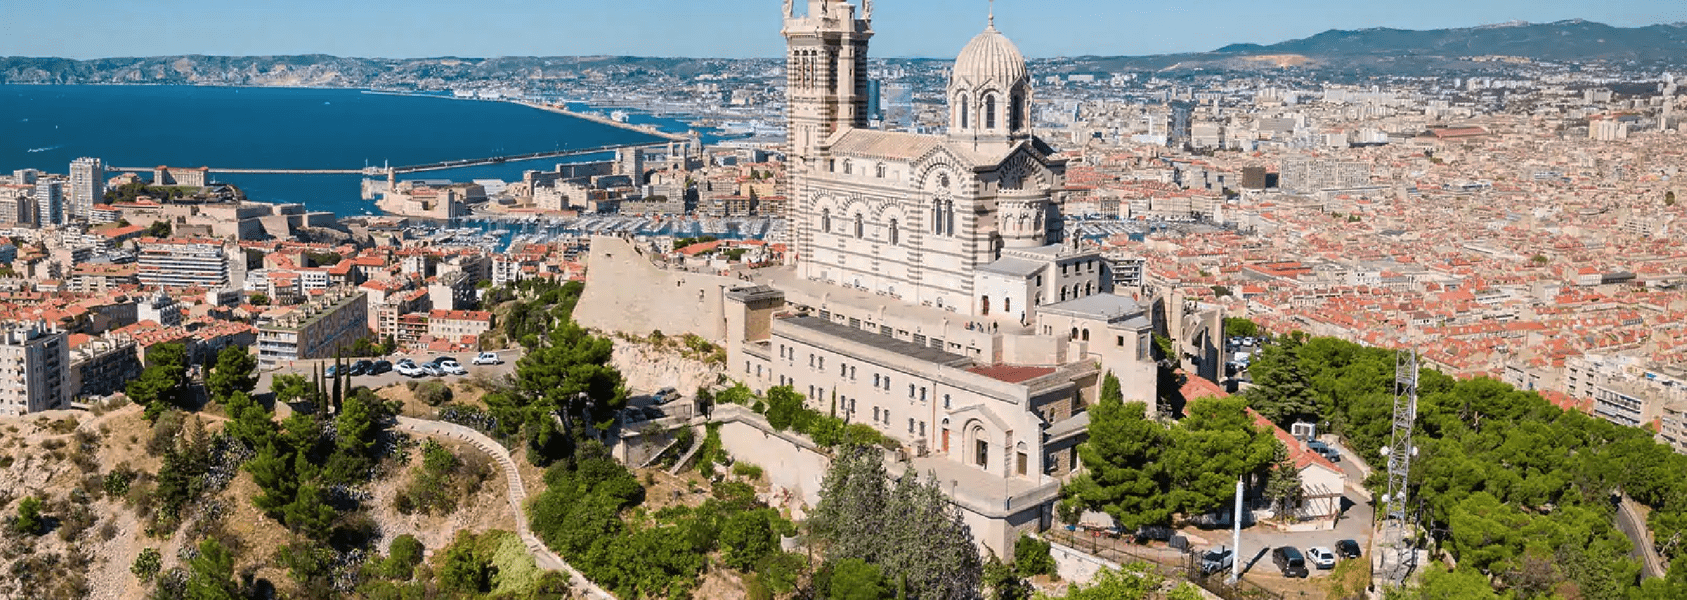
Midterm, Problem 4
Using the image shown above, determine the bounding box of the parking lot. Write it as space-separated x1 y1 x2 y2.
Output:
256 349 522 396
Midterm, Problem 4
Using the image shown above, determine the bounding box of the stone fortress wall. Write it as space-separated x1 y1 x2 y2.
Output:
574 235 742 344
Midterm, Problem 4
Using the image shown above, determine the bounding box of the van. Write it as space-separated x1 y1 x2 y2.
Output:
1272 546 1309 578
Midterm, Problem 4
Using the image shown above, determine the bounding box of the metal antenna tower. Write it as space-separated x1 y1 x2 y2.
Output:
1378 349 1420 587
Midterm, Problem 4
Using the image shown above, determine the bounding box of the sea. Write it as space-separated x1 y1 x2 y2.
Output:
0 85 703 218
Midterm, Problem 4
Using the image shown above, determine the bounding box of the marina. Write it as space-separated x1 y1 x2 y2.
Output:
399 214 789 253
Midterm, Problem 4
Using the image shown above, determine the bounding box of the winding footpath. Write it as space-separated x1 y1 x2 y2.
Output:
395 417 614 600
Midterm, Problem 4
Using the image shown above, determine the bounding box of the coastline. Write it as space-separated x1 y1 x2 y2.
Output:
359 89 689 142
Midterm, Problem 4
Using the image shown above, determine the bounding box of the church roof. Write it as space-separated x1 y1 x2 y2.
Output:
829 129 943 162
977 257 1046 278
952 23 1028 92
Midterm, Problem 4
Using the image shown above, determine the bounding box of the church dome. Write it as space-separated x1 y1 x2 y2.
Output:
951 24 1028 91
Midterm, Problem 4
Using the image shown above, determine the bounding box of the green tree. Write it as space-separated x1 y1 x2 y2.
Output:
818 558 891 600
222 391 278 450
985 554 1031 600
1223 317 1259 338
270 373 314 406
1397 567 1502 600
763 385 806 432
809 446 982 599
184 538 240 600
1245 333 1318 428
131 547 163 582
438 539 493 594
248 293 269 306
1066 398 1171 529
13 495 43 535
1160 396 1277 517
282 482 338 539
146 220 172 238
206 345 257 404
1100 372 1123 404
720 509 782 571
1013 533 1056 577
1264 439 1305 518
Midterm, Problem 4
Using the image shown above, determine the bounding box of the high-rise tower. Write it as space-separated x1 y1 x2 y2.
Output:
782 0 873 185
69 157 104 221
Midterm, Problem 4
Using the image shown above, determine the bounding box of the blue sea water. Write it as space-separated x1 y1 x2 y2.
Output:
0 85 689 218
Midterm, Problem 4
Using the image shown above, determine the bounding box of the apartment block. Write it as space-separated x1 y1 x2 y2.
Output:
257 287 369 368
138 240 232 289
0 321 70 416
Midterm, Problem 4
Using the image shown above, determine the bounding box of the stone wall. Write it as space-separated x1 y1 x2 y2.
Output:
575 236 740 344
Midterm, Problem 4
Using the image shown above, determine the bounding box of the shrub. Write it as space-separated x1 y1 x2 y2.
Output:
132 547 163 582
415 381 453 406
1013 533 1056 577
733 462 764 481
13 496 43 535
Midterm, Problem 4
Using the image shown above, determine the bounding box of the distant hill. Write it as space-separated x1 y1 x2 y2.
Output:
1055 20 1687 75
1218 20 1687 62
1 20 1684 86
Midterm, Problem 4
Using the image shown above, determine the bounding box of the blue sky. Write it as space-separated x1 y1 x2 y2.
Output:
4 0 1683 59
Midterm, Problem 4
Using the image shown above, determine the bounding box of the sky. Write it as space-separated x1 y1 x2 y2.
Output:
3 0 1685 60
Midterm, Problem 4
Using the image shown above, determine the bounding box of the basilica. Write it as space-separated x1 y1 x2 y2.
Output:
700 0 1160 557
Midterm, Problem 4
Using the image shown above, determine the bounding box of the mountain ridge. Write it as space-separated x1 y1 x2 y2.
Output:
1 19 1683 86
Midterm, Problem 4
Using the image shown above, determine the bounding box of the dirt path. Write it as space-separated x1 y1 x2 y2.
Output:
394 417 613 600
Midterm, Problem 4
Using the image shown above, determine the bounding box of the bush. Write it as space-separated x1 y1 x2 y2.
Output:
13 496 43 535
733 462 764 481
414 381 453 406
132 547 163 582
1014 533 1056 577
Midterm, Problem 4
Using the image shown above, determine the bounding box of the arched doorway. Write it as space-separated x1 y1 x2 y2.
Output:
981 296 991 316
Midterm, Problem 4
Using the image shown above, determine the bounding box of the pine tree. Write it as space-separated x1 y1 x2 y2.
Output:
1264 440 1305 518
1245 333 1317 428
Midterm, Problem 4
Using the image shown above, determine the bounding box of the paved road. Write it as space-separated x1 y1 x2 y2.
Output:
396 417 613 600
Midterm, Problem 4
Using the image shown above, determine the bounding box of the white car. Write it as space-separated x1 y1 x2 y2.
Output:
438 358 467 376
395 360 424 377
472 351 503 365
1305 546 1337 570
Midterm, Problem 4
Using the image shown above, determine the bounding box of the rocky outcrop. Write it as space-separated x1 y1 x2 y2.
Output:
611 341 724 396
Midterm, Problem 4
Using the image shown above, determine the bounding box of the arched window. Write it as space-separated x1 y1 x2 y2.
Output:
1010 93 1024 131
889 219 899 245
985 95 997 129
821 208 831 233
875 163 887 178
1060 288 1068 301
945 200 956 236
1004 297 1011 313
1070 327 1078 339
981 296 991 316
959 96 970 129
1082 329 1091 342
854 213 864 239
932 204 943 235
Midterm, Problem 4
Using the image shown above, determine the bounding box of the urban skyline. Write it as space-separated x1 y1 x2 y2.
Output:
3 0 1684 60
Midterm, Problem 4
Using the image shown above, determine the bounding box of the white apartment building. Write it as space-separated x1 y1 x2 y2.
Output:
0 321 70 416
69 157 104 220
138 240 232 289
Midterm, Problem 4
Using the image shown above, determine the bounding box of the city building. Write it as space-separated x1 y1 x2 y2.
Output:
256 286 369 368
69 157 104 220
152 166 208 188
34 179 64 226
68 333 141 399
427 309 495 343
138 239 232 289
0 321 70 416
137 290 184 327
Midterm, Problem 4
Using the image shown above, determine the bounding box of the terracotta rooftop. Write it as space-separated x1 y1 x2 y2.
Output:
966 365 1056 384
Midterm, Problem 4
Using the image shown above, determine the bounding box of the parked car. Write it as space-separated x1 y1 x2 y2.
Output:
1272 547 1310 578
1199 547 1234 576
1335 539 1362 559
1305 546 1337 570
325 365 338 377
350 360 373 376
395 360 423 377
420 363 444 377
437 358 467 376
371 360 393 375
656 387 679 401
1306 440 1342 462
472 351 503 365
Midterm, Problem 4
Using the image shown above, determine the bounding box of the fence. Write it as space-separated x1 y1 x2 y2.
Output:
1045 528 1283 600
